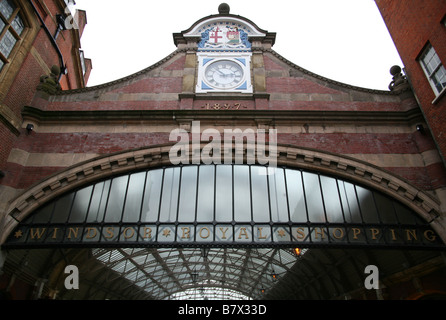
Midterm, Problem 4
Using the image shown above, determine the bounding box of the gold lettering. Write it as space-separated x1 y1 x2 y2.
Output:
104 227 115 239
238 227 249 240
199 227 210 239
405 229 417 241
370 228 380 240
389 229 397 241
257 227 267 239
332 228 344 240
85 227 98 239
30 228 46 239
181 227 191 239
295 227 305 240
52 228 59 239
352 228 361 240
123 227 134 239
143 227 152 239
67 227 79 239
219 227 229 239
314 227 326 239
424 230 437 242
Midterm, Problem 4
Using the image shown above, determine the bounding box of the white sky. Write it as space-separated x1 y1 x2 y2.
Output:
73 0 403 91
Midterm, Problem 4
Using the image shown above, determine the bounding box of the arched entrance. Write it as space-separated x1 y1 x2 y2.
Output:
3 164 443 249
1 145 445 300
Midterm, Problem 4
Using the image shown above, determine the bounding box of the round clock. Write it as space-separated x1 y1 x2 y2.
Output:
204 60 244 89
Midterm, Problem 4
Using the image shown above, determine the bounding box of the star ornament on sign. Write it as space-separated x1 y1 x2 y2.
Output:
277 229 286 238
162 229 171 237
14 230 23 238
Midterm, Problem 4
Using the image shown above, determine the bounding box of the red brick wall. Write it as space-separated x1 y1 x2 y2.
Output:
0 0 89 170
375 0 446 163
2 36 52 117
0 126 17 170
2 127 445 192
2 48 443 193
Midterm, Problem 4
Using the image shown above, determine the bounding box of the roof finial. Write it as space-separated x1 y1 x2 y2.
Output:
388 65 409 91
218 3 230 14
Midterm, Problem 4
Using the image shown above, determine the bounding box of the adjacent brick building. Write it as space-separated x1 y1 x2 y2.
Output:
375 0 446 165
0 0 91 171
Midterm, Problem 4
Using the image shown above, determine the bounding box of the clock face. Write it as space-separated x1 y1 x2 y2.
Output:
204 60 244 89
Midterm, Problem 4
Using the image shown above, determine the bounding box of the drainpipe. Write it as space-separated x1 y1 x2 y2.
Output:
28 0 66 81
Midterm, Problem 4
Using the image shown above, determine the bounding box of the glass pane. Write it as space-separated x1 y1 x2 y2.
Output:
433 65 446 92
0 29 17 57
0 0 15 20
104 175 129 222
159 167 180 222
86 181 109 223
122 172 146 222
233 165 251 222
0 19 5 32
215 165 232 222
31 202 54 224
338 181 362 223
320 176 344 223
356 185 379 223
196 165 214 222
51 193 75 223
178 166 198 222
394 201 419 224
141 169 163 222
374 192 398 224
302 172 325 222
251 166 269 222
69 185 93 223
269 168 289 222
285 169 306 222
425 57 437 75
11 14 24 35
422 47 437 74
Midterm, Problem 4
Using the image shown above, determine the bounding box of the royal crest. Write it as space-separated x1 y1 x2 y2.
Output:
198 25 251 51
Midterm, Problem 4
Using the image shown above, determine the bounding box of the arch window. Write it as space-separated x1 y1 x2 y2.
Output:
0 0 25 71
6 164 443 249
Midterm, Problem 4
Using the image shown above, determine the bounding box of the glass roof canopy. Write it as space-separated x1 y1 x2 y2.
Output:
92 247 301 300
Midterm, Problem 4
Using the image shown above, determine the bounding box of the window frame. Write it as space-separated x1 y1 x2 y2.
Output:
0 0 26 72
419 43 446 100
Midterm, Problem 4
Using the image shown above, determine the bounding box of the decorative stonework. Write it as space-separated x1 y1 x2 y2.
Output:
388 65 410 92
265 49 411 95
1 143 443 245
36 65 61 94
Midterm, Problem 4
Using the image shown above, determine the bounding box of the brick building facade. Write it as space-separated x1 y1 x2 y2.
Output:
0 2 445 300
375 0 446 165
0 0 91 172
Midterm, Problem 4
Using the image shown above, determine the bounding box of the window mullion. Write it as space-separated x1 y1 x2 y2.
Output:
430 63 443 78
0 51 7 63
8 24 20 40
7 7 19 24
0 23 7 39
